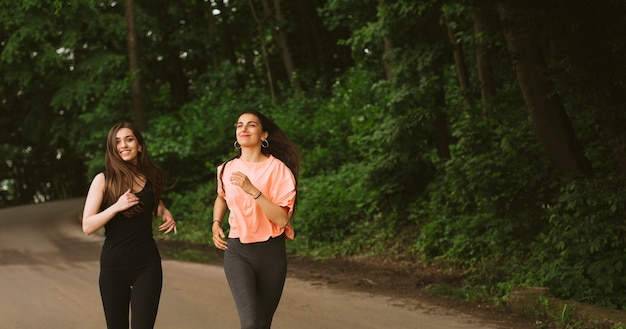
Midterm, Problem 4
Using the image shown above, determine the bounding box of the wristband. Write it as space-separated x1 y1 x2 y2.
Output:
254 191 262 199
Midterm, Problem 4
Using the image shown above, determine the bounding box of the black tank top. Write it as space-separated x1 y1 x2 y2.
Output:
100 180 161 271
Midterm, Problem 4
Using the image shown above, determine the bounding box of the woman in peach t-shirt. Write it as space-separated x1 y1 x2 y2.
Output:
212 110 300 329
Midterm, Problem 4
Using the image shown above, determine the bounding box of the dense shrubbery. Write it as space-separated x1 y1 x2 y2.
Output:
522 175 626 308
3 0 626 311
155 66 626 311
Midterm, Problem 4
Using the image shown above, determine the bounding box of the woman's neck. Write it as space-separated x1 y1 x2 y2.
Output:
239 148 268 162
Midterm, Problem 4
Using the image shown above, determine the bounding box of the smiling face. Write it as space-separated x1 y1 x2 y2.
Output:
236 113 268 148
115 127 142 163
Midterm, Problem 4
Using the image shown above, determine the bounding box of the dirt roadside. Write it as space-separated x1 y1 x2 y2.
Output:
285 256 536 328
157 238 626 329
156 240 537 329
5 198 527 329
4 198 621 329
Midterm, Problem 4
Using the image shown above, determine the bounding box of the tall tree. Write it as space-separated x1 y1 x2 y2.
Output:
498 0 592 177
428 5 451 160
260 0 303 93
553 0 626 173
249 0 276 101
125 0 147 131
444 8 471 107
472 4 497 123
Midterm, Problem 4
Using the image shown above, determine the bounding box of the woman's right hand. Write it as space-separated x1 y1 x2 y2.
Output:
212 222 228 250
114 189 140 212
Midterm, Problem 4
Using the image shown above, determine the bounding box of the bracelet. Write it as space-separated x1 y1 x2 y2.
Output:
254 191 262 199
212 220 221 224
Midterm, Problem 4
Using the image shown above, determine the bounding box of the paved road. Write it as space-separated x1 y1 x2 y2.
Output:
0 198 509 328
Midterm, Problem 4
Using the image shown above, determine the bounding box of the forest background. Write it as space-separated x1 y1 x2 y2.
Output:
1 0 625 312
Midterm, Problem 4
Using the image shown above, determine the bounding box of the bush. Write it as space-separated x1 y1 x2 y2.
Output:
415 115 556 265
522 174 626 309
294 163 371 245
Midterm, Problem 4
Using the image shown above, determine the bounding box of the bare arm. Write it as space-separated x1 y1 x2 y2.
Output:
82 173 139 235
212 195 229 250
250 189 290 228
230 171 291 228
157 200 177 234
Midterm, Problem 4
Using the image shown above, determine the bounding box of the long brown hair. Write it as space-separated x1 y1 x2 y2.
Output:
103 122 164 216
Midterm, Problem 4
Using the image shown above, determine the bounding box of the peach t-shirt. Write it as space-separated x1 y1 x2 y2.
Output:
217 155 296 243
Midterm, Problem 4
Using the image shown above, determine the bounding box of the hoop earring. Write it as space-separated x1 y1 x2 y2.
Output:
261 139 269 148
233 141 241 149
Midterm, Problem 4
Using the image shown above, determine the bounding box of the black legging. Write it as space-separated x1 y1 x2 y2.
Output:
224 235 287 329
99 261 163 329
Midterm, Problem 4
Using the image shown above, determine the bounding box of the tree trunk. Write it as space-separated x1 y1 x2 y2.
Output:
294 1 325 75
72 158 88 197
248 0 276 101
204 1 219 70
444 12 471 107
260 0 302 94
272 0 302 93
554 0 626 174
472 4 496 123
124 0 147 131
428 8 451 160
217 0 245 88
498 0 592 177
433 86 451 161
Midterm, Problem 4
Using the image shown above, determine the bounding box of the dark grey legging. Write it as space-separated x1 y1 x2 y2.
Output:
99 261 162 329
224 235 287 329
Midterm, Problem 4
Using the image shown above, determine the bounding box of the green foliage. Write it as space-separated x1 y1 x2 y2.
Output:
161 181 217 245
538 295 579 328
521 175 626 309
147 63 275 191
295 163 371 245
288 66 435 256
356 104 436 223
416 113 556 265
303 68 382 176
3 0 626 313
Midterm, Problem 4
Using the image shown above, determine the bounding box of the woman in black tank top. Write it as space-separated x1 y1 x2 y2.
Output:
82 122 177 329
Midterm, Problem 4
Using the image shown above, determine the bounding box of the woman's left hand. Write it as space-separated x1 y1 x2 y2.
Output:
158 209 177 234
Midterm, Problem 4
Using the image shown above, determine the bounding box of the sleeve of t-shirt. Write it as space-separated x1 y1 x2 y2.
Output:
216 163 226 198
271 164 296 216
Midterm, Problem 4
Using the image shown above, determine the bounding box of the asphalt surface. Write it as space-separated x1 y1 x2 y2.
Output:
0 198 512 328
